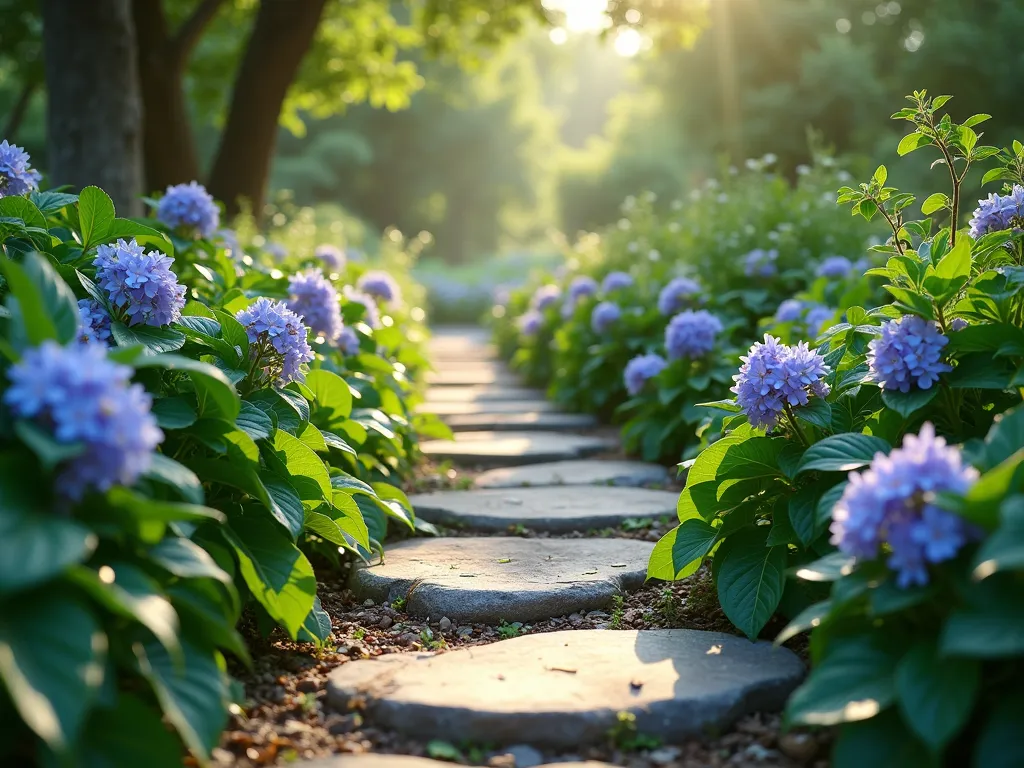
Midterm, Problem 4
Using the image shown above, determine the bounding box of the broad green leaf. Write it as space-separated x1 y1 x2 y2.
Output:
831 709 933 768
685 435 745 487
134 354 239 419
775 599 831 645
306 369 353 427
716 437 785 480
715 526 786 639
265 430 332 500
144 453 204 505
881 387 938 418
371 482 415 528
297 596 333 646
111 322 187 354
972 694 1024 768
168 581 248 662
895 642 978 752
151 396 198 430
940 578 1024 657
236 401 274 442
920 192 948 215
298 422 329 453
788 484 825 546
980 406 1024 470
149 538 232 583
897 131 931 156
792 551 856 582
331 490 370 549
0 252 79 345
795 398 832 430
973 497 1024 579
78 692 181 768
260 474 306 540
797 433 890 474
646 518 718 581
77 186 115 250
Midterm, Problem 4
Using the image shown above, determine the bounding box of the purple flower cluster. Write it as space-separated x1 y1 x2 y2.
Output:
775 299 804 323
731 335 831 430
338 326 361 356
950 317 969 332
657 277 701 316
743 248 779 278
77 299 111 346
287 269 343 342
867 315 951 392
568 275 599 303
94 238 186 327
665 310 722 360
531 284 561 311
217 229 243 261
968 184 1024 238
0 140 41 197
591 301 621 334
265 242 289 262
156 181 219 238
4 341 163 498
624 353 667 395
830 423 978 587
601 271 634 293
805 306 835 336
816 256 854 279
342 286 381 329
316 244 346 271
236 298 314 386
518 309 543 336
357 271 401 305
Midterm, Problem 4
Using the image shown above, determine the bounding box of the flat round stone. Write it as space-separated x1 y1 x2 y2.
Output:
426 386 546 403
326 629 805 749
409 486 678 533
301 757 615 768
426 366 519 387
474 460 671 489
349 537 653 623
444 412 597 433
420 431 615 467
418 400 557 416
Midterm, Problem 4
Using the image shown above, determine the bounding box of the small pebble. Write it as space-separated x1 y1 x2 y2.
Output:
648 746 681 765
295 678 319 694
378 616 394 630
439 616 452 631
363 598 375 607
779 732 819 762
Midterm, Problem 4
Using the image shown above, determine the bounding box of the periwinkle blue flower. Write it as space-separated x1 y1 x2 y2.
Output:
830 423 978 587
94 238 186 327
743 248 779 278
775 299 804 323
531 284 561 311
816 256 854 279
338 325 361 356
156 181 219 238
0 140 41 197
968 184 1024 238
665 310 722 360
657 277 701 316
357 270 401 305
77 299 111 346
805 306 835 336
568 275 599 304
265 242 289 262
343 286 381 329
236 298 314 386
591 301 621 334
731 334 831 430
601 271 634 293
624 353 667 395
287 269 343 342
4 341 163 498
518 310 543 336
867 315 951 392
216 229 243 261
950 317 969 332
315 244 346 271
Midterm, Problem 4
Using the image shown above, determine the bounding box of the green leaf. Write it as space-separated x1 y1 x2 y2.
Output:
224 516 317 638
786 637 898 725
795 398 832 430
331 490 370 549
980 407 1024 470
144 453 204 505
940 578 1024 657
934 237 972 282
264 430 332 501
797 433 890 474
168 581 248 663
0 592 106 751
298 422 329 453
77 186 115 250
716 437 785 480
134 354 239 420
149 538 232 583
881 387 939 418
788 484 825 546
685 435 746 486
1 252 79 345
973 694 1024 768
111 322 187 355
895 642 978 752
78 692 182 768
236 401 274 441
134 638 229 762
29 190 77 215
260 474 306 540
297 596 333 646
371 482 415 529
646 518 718 581
973 497 1024 579
792 551 856 582
775 599 831 645
897 132 931 156
715 526 786 639
831 709 933 768
151 396 198 430
920 193 949 215
306 369 354 428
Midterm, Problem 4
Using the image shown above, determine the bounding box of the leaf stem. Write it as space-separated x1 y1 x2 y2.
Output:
784 403 810 448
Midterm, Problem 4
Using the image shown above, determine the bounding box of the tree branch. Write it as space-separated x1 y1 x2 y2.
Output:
3 79 38 141
170 0 226 63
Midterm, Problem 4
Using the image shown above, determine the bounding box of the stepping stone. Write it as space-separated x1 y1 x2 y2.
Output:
475 459 671 489
408 486 678 533
326 629 804 749
420 431 615 467
418 399 557 416
349 537 653 623
302 757 614 768
425 386 545 403
444 411 597 433
426 368 520 387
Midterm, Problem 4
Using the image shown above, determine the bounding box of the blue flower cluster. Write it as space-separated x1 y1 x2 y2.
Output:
867 315 951 392
343 286 381 329
805 305 835 336
358 271 401 305
518 309 543 336
743 248 779 278
265 242 289 262
968 184 1024 238
563 275 598 317
94 238 186 327
4 341 163 498
591 301 621 334
775 299 804 323
156 181 219 238
830 423 978 587
657 277 701 316
236 298 314 386
601 271 634 293
0 140 41 198
816 256 853 279
624 353 667 395
217 229 243 261
338 326 361 356
316 244 346 271
732 334 831 430
287 269 343 342
77 299 111 346
531 284 561 311
665 310 722 360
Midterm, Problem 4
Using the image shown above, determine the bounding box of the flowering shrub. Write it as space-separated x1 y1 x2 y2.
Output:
648 92 1024 765
0 140 41 197
0 177 440 765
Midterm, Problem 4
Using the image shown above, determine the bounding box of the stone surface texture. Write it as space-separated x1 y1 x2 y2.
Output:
300 757 614 768
443 411 598 433
326 629 805 749
474 460 671 489
420 431 615 467
349 537 653 623
408 486 679 533
424 386 545 403
418 399 557 417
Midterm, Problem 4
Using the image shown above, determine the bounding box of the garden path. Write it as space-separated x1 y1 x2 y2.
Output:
315 327 804 763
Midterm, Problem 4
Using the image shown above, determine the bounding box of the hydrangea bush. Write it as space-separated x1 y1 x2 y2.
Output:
0 177 440 766
648 92 1024 766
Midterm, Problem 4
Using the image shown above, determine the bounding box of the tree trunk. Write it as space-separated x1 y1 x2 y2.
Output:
41 0 144 216
207 0 328 220
3 80 38 141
